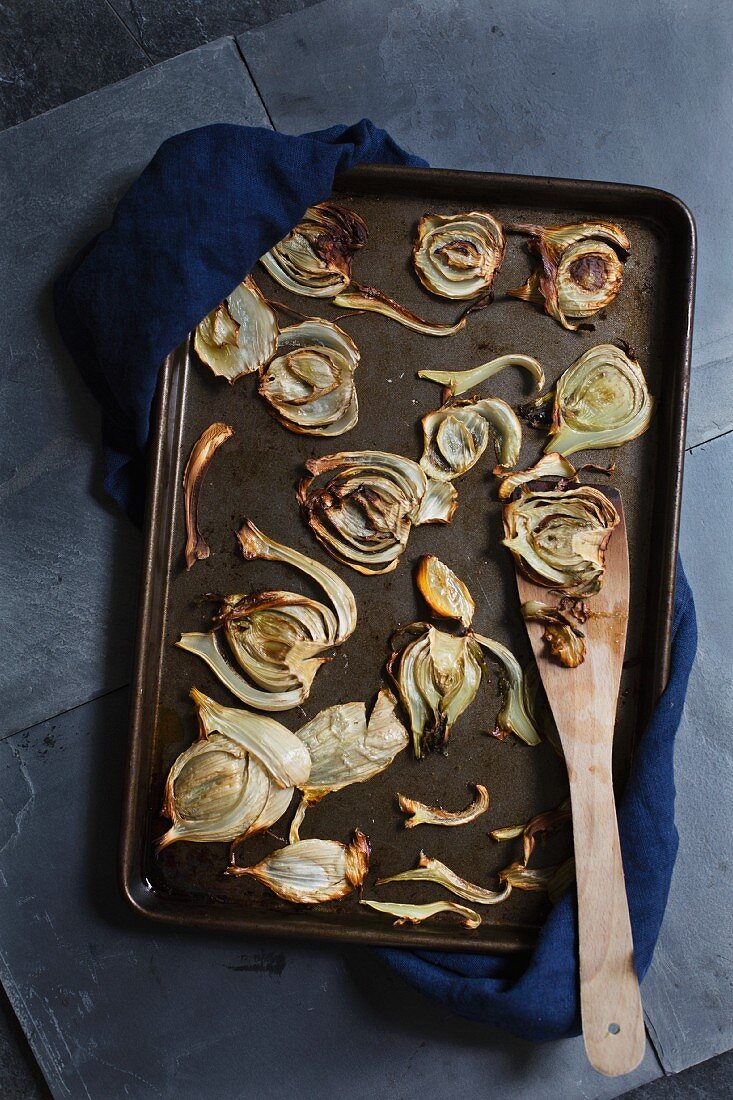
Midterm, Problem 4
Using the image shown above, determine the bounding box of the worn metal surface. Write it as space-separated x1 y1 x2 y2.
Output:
122 165 693 952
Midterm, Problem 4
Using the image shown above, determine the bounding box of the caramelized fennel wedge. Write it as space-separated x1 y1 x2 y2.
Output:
190 687 311 788
289 689 409 842
259 202 368 298
502 485 620 596
419 353 545 396
182 422 233 569
473 634 542 745
236 518 356 642
178 522 357 710
176 631 311 711
389 626 483 757
389 569 540 753
298 450 457 575
507 221 629 330
378 852 511 905
415 555 475 627
397 785 489 827
194 277 278 381
419 397 522 480
259 318 360 437
361 898 481 929
156 735 270 852
156 687 312 852
297 688 408 800
521 601 586 668
413 211 506 300
227 830 370 903
332 283 491 336
546 343 655 455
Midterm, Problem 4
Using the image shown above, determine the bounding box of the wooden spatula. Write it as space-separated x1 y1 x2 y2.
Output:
513 487 645 1076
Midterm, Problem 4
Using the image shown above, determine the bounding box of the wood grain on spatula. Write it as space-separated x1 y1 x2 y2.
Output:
514 487 645 1076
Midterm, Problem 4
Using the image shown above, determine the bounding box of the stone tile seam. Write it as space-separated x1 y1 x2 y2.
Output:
0 36 236 140
687 426 733 454
643 1010 674 1076
0 684 129 747
238 0 335 50
102 0 155 63
233 37 276 131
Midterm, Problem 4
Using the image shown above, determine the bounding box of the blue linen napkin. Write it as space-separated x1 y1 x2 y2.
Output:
54 119 697 1040
54 120 426 523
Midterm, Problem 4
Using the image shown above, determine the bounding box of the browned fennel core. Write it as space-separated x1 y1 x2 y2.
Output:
507 220 629 331
412 210 506 300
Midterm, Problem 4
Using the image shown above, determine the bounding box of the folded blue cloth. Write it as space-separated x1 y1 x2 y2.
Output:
54 120 426 523
54 120 697 1041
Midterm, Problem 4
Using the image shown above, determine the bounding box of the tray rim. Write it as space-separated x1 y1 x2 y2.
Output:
119 164 696 954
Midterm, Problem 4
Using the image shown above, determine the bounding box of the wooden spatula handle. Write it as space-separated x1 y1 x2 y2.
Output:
564 734 646 1076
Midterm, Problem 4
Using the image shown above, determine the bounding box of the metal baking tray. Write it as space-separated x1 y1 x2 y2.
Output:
121 165 694 953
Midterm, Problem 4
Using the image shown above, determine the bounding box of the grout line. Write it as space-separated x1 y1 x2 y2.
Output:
643 1013 672 1079
0 683 130 746
686 426 733 454
102 0 156 64
233 37 277 131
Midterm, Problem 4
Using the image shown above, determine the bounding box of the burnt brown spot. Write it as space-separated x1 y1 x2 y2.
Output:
568 253 608 291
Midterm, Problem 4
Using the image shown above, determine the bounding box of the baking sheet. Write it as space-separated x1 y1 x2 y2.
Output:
121 165 694 952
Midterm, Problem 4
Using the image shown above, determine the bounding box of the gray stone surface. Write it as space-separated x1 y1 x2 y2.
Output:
0 689 662 1100
627 1049 733 1099
641 434 733 1073
0 0 148 129
109 0 323 63
238 0 733 451
0 984 49 1099
0 38 269 742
